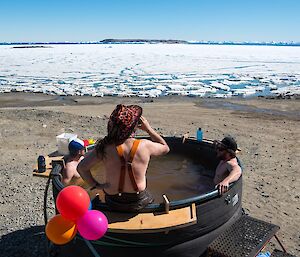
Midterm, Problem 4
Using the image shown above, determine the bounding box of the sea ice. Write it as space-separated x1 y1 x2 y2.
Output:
0 44 299 98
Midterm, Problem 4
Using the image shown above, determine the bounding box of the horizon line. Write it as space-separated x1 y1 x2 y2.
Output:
1 39 300 46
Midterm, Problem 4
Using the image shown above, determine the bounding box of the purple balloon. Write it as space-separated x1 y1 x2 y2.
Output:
77 210 108 240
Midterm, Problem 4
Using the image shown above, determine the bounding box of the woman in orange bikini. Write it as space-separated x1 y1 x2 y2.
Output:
77 104 170 212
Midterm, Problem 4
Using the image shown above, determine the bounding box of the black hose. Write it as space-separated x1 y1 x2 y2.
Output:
44 177 51 225
43 176 52 257
43 163 63 257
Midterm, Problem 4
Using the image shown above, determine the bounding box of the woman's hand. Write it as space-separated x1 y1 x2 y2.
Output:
138 116 152 132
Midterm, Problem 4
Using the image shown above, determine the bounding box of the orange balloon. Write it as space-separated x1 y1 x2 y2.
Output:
46 214 77 245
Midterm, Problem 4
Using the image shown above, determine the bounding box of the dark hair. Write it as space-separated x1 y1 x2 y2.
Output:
69 150 79 158
95 129 128 159
95 136 110 159
226 148 236 158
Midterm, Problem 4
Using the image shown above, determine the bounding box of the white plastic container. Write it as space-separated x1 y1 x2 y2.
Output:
56 133 77 155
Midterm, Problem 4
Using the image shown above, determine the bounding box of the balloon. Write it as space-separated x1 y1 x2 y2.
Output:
83 139 89 147
56 186 90 221
77 210 108 240
88 138 95 145
45 214 77 245
88 201 92 210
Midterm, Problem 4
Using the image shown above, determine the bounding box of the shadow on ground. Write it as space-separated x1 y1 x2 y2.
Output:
0 226 48 257
0 226 210 257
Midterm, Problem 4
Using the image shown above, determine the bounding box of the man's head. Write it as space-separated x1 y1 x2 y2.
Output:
107 104 143 144
68 138 85 157
215 136 238 160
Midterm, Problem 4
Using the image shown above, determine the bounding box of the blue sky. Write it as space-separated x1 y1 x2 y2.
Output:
0 0 299 42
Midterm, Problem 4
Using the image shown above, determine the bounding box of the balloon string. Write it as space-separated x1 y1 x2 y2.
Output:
84 239 101 257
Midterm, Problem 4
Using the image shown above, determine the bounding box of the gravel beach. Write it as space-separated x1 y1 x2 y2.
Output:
0 93 299 256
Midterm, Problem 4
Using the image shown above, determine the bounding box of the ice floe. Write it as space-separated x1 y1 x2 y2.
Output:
0 44 299 98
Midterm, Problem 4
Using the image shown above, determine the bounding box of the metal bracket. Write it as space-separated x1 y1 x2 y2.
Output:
182 132 189 143
225 195 231 204
162 194 170 214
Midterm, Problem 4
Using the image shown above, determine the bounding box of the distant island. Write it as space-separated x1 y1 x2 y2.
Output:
100 39 187 44
12 45 52 49
1 39 300 46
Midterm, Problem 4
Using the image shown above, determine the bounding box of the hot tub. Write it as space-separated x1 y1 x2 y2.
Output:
51 137 242 257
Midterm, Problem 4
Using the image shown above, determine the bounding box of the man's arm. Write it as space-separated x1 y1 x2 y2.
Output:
139 116 170 156
77 150 107 189
216 162 242 195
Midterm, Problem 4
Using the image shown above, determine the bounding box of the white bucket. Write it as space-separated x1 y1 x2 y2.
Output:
56 133 78 155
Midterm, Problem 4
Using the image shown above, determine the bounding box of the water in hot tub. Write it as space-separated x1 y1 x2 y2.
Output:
79 152 215 203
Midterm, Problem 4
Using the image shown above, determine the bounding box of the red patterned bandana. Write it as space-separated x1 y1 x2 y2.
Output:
107 104 142 144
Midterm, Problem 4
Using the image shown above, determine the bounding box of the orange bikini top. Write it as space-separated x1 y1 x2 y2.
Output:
116 139 141 195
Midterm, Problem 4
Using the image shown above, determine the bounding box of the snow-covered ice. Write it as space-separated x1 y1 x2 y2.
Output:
0 44 299 97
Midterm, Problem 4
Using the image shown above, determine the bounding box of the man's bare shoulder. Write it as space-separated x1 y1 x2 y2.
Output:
65 160 74 167
227 157 238 164
226 158 241 170
66 156 83 167
64 160 76 170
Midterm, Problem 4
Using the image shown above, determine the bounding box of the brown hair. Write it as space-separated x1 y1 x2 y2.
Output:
95 134 125 159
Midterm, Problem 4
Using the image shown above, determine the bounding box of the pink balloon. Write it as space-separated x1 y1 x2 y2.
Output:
77 210 108 240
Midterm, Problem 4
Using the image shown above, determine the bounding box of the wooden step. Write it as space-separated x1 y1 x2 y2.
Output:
104 203 197 233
